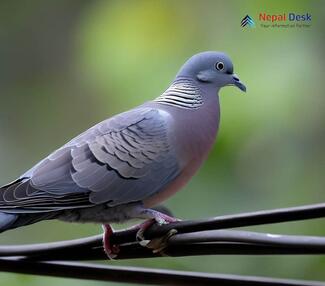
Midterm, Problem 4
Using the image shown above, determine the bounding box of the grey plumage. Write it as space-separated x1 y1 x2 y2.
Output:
0 212 17 229
0 51 246 232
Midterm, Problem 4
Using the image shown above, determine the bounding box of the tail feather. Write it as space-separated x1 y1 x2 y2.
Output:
0 212 18 232
0 211 59 233
0 179 63 233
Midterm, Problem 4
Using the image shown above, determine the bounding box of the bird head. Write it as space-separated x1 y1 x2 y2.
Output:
176 51 246 92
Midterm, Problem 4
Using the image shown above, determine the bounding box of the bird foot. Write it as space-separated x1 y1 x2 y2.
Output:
102 224 120 260
133 211 180 253
102 210 179 258
146 229 178 254
135 213 179 242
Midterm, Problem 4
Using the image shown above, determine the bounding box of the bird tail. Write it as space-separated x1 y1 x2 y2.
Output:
0 211 58 233
0 212 18 232
0 179 61 233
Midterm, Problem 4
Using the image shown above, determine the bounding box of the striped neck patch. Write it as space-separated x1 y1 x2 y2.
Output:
154 79 203 109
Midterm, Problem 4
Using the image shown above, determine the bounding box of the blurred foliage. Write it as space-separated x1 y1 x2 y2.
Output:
0 0 324 285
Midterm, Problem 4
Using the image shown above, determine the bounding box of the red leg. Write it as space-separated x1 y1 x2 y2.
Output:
102 209 180 257
102 224 120 259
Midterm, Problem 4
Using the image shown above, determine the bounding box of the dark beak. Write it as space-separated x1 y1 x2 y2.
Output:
232 74 246 92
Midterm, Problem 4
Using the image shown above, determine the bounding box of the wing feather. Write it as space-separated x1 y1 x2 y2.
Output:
0 107 181 212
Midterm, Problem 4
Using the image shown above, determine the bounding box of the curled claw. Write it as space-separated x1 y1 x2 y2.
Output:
146 229 178 255
133 211 180 251
135 220 156 246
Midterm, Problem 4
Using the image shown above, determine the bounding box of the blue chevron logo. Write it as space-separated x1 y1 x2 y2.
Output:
241 15 255 28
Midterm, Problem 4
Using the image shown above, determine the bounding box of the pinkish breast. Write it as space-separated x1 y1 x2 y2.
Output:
143 156 208 208
143 96 220 208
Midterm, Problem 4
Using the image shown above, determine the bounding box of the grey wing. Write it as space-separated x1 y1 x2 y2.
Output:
0 107 181 212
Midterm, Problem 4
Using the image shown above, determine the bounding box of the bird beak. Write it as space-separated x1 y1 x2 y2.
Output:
232 74 246 92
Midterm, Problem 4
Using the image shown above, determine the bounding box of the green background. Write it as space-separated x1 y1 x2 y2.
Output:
0 0 324 285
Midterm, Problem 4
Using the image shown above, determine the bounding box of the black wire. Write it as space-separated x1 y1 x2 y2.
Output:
1 230 325 261
169 230 325 248
0 202 325 285
112 202 325 243
0 258 324 286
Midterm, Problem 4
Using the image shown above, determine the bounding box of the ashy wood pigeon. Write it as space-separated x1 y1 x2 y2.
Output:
0 51 246 257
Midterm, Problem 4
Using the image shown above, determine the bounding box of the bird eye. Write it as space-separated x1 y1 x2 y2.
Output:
215 62 224 71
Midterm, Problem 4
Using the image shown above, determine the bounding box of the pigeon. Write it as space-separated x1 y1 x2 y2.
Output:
0 51 246 257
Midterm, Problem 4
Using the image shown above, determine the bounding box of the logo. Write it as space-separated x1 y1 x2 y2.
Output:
259 13 311 22
241 15 255 28
240 13 311 29
259 13 312 28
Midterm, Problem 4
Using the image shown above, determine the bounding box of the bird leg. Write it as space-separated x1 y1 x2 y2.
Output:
102 224 120 259
102 209 179 259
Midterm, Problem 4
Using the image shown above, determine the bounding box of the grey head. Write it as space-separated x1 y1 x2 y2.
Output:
175 51 246 92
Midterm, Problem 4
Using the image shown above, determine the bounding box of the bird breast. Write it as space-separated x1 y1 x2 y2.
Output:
143 96 220 208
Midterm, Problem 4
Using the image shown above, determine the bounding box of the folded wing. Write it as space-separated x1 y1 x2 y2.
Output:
0 108 180 212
